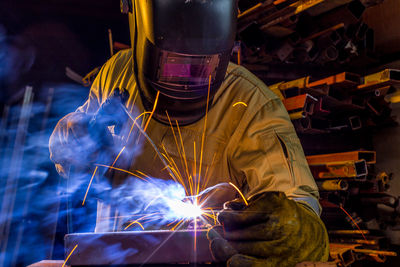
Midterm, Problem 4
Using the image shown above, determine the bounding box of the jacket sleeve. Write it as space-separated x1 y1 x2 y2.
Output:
228 97 321 215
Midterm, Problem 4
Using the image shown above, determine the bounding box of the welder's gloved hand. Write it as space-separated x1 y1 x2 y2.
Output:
207 191 329 267
49 88 130 177
89 88 130 138
49 112 113 177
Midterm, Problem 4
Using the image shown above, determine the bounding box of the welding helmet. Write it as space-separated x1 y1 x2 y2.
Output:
121 0 238 125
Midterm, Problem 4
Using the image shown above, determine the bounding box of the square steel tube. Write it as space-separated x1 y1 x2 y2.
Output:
64 230 214 266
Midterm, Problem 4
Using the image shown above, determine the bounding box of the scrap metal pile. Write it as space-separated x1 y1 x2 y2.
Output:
270 69 400 133
269 69 400 265
236 0 385 81
240 2 400 265
306 151 397 266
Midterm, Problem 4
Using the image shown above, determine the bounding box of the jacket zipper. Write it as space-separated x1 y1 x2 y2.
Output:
276 133 295 185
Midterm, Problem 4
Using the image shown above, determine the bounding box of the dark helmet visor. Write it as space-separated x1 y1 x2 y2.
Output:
158 50 221 86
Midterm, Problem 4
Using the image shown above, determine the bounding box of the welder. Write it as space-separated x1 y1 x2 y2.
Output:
49 0 329 266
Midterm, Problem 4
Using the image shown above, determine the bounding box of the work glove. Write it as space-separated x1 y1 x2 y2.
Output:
49 88 130 177
207 191 329 267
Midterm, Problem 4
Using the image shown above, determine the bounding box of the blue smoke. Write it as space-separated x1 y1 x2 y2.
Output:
0 80 90 266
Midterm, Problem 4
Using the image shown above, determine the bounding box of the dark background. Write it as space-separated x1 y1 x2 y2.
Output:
0 0 130 105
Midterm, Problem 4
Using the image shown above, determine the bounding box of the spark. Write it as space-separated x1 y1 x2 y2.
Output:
193 141 197 194
200 153 217 192
228 182 248 206
81 145 126 206
95 164 148 181
339 204 367 241
123 213 162 230
202 209 217 225
164 111 195 197
198 75 212 195
111 146 126 167
165 112 187 180
237 46 241 65
130 90 138 112
144 195 162 211
124 220 144 230
126 111 151 141
134 170 152 180
161 153 188 195
120 103 178 181
82 166 98 206
167 219 179 227
232 101 247 107
62 244 78 267
176 120 191 187
143 90 160 133
171 219 185 231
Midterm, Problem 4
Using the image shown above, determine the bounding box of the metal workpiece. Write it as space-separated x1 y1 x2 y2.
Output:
318 95 365 114
328 229 370 235
306 150 376 165
237 0 276 32
317 179 349 191
387 89 400 103
269 76 330 99
261 0 325 31
348 116 362 130
270 76 309 94
308 72 361 89
292 114 366 133
358 192 399 208
376 172 392 187
292 117 330 134
283 94 318 115
315 46 339 64
329 243 357 267
306 0 354 17
64 230 213 266
313 98 331 116
303 84 330 98
352 85 395 97
316 0 366 29
357 69 400 91
275 41 295 61
329 243 397 266
329 230 386 248
309 159 368 179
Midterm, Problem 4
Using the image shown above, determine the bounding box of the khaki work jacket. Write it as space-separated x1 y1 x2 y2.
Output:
50 50 320 231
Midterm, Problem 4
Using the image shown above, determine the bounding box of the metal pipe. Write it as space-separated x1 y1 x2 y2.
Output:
317 179 349 191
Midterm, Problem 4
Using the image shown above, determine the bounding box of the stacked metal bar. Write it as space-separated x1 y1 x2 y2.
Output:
306 151 398 266
270 68 399 133
236 0 384 77
268 69 400 264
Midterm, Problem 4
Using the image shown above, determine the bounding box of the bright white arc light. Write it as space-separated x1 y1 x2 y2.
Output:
168 200 203 219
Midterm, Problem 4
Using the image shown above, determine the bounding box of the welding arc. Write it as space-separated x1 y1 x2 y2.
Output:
119 103 177 181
